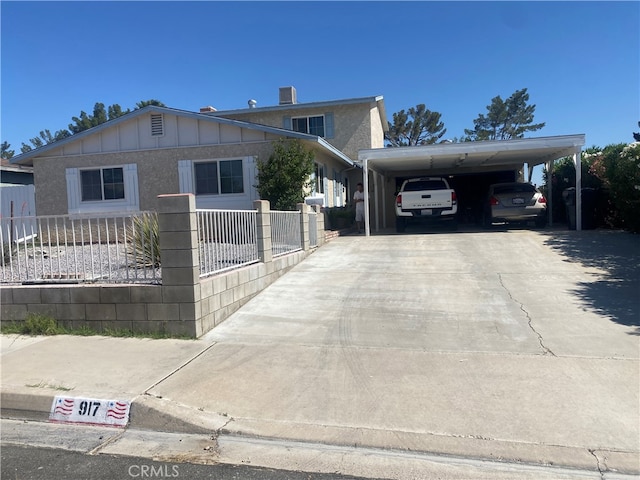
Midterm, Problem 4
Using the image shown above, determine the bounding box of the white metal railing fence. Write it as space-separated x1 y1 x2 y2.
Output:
271 211 302 257
0 212 160 284
197 209 259 277
308 211 318 248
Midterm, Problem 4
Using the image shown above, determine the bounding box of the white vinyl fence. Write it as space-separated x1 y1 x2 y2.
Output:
0 212 160 284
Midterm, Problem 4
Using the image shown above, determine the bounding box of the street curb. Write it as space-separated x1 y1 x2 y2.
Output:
1 388 54 422
0 388 230 436
129 395 230 434
2 389 638 476
218 416 640 476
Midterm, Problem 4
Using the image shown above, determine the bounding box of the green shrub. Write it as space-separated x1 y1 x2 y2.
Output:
255 139 315 211
326 207 354 230
544 144 640 230
590 143 640 232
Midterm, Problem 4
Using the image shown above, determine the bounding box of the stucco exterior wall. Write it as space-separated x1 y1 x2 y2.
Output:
216 101 385 161
34 141 352 216
370 106 386 149
34 143 274 216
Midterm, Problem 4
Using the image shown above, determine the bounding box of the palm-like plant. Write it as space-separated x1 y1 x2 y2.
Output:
128 212 160 267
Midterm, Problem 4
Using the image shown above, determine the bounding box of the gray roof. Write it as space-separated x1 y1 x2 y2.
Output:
209 95 389 133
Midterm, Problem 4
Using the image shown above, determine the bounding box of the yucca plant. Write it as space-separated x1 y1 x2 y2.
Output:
128 212 161 267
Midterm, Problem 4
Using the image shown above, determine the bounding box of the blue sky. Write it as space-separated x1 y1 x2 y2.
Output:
2 1 638 184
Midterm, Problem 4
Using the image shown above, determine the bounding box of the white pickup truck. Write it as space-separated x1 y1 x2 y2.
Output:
395 177 458 232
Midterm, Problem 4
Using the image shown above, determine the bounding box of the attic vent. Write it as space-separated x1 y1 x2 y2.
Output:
150 114 164 136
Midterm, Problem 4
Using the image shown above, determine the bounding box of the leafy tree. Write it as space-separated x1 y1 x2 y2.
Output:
69 102 130 134
385 104 446 146
1 141 15 159
136 99 166 109
464 88 545 141
108 104 130 119
633 121 640 142
17 98 163 154
255 139 315 210
20 129 71 153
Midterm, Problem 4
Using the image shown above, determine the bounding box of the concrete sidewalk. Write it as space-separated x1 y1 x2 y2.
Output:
2 229 639 477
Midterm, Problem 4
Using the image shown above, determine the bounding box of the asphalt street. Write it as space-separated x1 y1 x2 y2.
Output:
1 444 377 480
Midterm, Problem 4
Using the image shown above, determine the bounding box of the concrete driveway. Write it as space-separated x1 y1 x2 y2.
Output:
151 228 640 473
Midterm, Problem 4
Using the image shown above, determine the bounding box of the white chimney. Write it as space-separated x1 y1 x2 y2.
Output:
279 86 297 105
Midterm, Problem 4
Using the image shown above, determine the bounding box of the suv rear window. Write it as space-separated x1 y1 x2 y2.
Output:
403 180 447 192
493 184 536 195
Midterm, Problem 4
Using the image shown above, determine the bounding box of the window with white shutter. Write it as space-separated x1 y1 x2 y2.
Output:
66 164 139 214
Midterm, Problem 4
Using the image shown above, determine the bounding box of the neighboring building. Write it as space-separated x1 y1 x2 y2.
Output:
9 88 388 216
1 160 36 221
1 159 34 185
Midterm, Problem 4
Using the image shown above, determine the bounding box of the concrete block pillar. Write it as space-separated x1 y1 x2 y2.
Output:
313 204 325 246
157 194 200 337
254 200 272 264
297 203 310 251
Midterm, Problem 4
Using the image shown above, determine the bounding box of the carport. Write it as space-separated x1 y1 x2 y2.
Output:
357 134 586 235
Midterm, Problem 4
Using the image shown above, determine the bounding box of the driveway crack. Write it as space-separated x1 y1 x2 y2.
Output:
588 449 605 480
497 274 556 357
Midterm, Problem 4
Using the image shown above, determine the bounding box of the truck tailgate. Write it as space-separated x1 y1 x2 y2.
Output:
401 191 452 209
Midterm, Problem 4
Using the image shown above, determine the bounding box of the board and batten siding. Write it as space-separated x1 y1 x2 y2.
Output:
42 113 273 159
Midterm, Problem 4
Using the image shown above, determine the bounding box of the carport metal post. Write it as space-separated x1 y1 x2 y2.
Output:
547 160 554 227
574 149 582 231
373 171 380 232
363 158 371 236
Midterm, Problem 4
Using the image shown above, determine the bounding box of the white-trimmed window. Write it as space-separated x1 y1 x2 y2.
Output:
283 113 334 138
292 115 325 137
179 158 245 196
81 167 125 201
66 164 139 214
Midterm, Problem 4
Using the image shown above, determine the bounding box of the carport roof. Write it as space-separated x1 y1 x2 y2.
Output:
357 134 586 173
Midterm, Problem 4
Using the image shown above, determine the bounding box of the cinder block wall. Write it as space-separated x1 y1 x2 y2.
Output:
0 196 324 338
